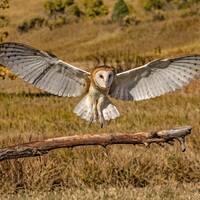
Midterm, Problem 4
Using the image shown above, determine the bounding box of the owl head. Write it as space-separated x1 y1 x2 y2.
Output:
91 66 115 89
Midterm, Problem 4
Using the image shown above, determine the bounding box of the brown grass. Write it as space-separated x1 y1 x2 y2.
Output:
1 0 200 199
1 183 200 200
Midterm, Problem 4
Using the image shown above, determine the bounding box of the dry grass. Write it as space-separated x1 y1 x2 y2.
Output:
1 78 200 199
1 0 200 64
1 0 200 199
1 184 200 200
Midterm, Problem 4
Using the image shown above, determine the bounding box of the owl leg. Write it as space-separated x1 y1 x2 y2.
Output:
97 97 106 128
88 102 98 125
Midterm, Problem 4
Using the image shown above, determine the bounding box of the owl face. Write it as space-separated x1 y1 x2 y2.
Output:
93 68 115 89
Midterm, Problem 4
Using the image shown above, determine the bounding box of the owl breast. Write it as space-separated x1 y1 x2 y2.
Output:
88 83 106 99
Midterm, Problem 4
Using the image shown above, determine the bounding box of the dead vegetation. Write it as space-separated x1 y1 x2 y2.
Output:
0 0 200 199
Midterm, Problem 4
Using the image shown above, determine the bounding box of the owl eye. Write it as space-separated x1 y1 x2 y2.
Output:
99 75 103 79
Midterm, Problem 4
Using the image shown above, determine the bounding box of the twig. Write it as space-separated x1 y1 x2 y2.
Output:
0 126 192 161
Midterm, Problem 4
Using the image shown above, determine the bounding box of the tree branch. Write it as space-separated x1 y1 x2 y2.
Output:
0 126 192 161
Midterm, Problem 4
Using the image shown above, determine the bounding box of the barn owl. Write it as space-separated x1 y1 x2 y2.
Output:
0 42 200 127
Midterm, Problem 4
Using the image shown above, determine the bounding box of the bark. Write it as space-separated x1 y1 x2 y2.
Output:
0 126 192 161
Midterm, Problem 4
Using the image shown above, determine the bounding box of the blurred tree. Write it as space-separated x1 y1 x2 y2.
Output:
0 0 9 9
44 0 67 17
0 0 9 42
43 0 82 30
143 0 200 11
0 15 9 28
82 0 108 18
18 17 46 33
143 0 165 11
44 0 80 17
0 31 8 42
176 0 200 9
112 0 129 22
0 0 13 80
65 0 74 6
67 4 82 17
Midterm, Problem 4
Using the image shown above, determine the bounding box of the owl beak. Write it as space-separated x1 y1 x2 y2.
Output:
105 79 110 88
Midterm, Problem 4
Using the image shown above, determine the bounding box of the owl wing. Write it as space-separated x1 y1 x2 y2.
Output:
0 42 90 97
109 55 200 101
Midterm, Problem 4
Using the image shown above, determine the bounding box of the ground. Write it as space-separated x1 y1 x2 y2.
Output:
0 0 200 199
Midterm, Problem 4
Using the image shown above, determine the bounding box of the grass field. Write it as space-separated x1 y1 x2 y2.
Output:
1 0 200 199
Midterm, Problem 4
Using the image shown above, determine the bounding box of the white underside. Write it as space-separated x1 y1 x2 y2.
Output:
73 94 120 125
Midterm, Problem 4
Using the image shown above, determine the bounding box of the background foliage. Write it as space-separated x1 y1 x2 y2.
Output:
112 0 129 22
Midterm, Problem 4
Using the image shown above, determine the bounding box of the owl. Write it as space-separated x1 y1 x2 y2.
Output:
1 42 200 127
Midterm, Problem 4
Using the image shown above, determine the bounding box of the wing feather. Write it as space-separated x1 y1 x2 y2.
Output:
110 55 200 101
0 42 90 97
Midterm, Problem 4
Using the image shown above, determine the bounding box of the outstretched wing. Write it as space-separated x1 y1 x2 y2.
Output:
0 42 90 97
110 55 200 101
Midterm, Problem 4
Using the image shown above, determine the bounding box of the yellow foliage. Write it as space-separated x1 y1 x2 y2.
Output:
0 66 16 80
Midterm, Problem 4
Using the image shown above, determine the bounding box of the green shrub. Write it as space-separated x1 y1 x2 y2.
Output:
0 0 9 9
0 66 16 80
152 11 165 21
0 0 9 42
0 15 9 28
122 15 140 26
44 0 81 20
46 16 67 30
65 0 74 6
143 0 200 11
175 0 200 9
144 0 165 11
181 6 200 17
112 0 129 22
44 0 67 16
18 15 67 32
83 0 108 18
67 4 82 17
18 17 46 33
0 31 8 42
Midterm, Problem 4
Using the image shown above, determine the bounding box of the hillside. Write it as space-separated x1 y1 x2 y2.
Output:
1 0 200 199
1 0 200 65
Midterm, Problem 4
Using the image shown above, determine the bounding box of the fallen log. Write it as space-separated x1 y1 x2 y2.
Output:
0 126 192 161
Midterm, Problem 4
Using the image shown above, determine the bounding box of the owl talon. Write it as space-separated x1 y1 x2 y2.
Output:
88 120 93 127
100 119 107 128
89 117 93 124
88 112 97 126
